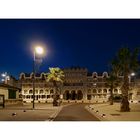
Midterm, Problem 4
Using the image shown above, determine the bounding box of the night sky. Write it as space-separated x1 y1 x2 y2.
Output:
0 19 140 78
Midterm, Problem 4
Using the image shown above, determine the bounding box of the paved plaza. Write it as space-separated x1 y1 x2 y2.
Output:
1 103 140 121
86 103 140 121
0 103 62 121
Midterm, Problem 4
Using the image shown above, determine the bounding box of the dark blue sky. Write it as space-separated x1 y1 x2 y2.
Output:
0 19 140 78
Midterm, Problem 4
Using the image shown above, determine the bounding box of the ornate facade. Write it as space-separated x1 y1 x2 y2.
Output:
19 67 140 103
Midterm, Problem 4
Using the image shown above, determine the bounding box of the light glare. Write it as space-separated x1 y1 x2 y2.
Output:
35 46 44 55
131 72 135 76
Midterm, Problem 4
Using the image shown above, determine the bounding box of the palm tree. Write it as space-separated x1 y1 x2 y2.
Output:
106 58 121 105
115 47 139 112
106 73 119 105
46 67 64 106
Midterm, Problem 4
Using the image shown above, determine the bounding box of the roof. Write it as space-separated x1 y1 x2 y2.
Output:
0 83 21 90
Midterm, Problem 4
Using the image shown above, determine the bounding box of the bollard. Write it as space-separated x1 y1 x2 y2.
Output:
12 113 17 116
102 114 106 117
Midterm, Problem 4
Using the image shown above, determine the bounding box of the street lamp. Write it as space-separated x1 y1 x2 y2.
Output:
131 72 135 76
1 72 10 84
129 72 136 83
32 46 44 109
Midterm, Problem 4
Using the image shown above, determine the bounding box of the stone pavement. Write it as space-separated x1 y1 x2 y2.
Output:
86 103 140 121
0 103 62 121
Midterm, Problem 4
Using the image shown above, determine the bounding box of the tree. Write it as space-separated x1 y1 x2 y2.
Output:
46 67 64 106
106 59 120 105
115 47 139 112
106 74 119 105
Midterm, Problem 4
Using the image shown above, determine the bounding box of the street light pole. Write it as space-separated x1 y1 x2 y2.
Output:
32 51 36 109
32 46 45 109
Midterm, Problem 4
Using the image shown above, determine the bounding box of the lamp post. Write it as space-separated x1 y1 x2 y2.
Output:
32 46 44 109
128 72 136 100
1 72 10 84
129 72 135 83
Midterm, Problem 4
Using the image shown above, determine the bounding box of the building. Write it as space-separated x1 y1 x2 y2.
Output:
0 83 21 105
0 75 22 105
19 67 140 103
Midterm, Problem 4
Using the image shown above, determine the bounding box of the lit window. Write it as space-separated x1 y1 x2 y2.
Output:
40 90 43 94
103 89 107 93
29 90 33 94
88 89 91 93
50 89 54 94
93 89 97 93
98 89 102 93
24 90 28 94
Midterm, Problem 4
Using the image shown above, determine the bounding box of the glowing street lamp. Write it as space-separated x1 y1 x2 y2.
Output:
1 72 10 84
32 46 45 109
129 72 136 84
131 72 135 76
1 73 6 77
35 46 44 55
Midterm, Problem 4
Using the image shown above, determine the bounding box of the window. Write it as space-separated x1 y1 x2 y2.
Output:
47 95 50 98
114 89 118 93
87 95 91 100
103 89 107 93
45 89 49 94
24 90 28 94
42 95 46 98
93 89 97 93
98 89 102 93
98 95 102 98
35 90 38 94
88 89 91 93
26 95 30 99
29 90 33 94
40 90 43 94
8 89 16 99
50 89 54 94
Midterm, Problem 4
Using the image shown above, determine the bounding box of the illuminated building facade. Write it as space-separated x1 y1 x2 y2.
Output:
19 67 140 103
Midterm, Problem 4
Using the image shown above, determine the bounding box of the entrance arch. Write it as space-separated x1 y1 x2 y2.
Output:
77 90 83 100
63 90 70 100
71 90 77 100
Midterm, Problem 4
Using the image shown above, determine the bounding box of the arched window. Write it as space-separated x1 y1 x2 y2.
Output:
87 95 91 100
50 89 54 94
103 89 107 93
114 89 118 93
35 90 38 94
88 89 91 93
93 89 97 93
45 89 49 94
29 90 33 94
26 95 30 99
40 90 44 94
98 89 102 93
24 90 28 94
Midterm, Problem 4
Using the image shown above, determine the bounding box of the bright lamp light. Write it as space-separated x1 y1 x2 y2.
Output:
1 73 6 77
131 72 135 76
35 46 44 55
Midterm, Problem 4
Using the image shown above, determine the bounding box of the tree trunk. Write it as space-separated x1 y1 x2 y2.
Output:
109 87 114 105
52 81 59 106
120 72 130 112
